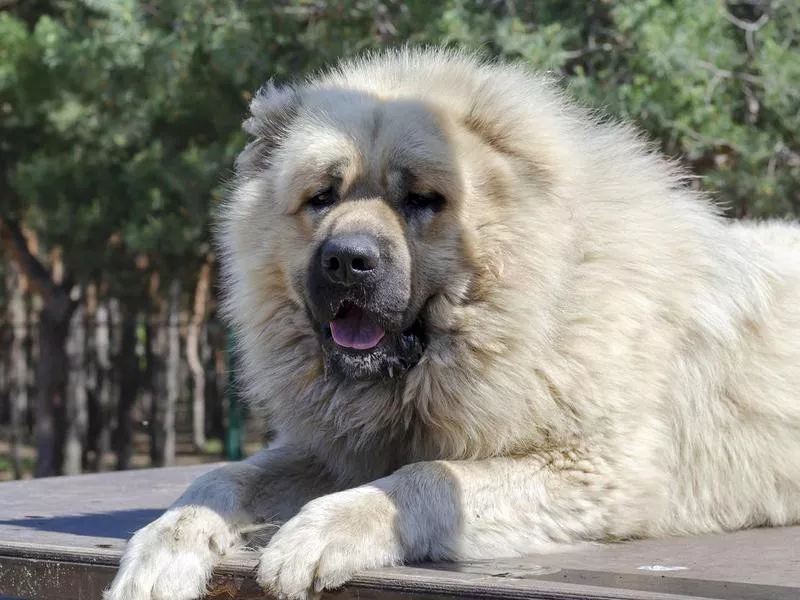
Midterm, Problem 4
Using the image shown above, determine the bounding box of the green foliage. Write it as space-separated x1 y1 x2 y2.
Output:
432 0 799 218
1 0 798 304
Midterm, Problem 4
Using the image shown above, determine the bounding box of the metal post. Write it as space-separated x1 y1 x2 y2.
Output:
225 328 243 461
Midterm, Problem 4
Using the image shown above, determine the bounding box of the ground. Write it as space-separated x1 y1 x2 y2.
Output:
0 433 264 481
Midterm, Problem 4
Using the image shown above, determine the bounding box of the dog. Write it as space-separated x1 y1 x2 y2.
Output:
105 47 800 600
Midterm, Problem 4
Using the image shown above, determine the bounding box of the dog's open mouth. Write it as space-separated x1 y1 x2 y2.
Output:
329 302 386 350
316 300 429 380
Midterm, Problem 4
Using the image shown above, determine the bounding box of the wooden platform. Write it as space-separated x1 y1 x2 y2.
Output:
1 465 798 600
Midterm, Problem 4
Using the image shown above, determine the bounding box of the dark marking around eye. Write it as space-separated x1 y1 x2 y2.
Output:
307 186 337 210
404 191 446 214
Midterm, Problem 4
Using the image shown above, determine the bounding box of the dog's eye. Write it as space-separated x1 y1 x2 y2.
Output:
405 191 445 213
307 186 337 210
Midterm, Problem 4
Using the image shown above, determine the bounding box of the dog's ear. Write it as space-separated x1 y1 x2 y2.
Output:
243 81 298 138
236 81 299 175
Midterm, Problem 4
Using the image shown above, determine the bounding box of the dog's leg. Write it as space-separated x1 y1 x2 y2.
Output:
258 451 622 600
104 444 337 600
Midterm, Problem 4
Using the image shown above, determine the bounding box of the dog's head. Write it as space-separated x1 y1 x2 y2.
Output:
223 81 476 382
219 49 579 400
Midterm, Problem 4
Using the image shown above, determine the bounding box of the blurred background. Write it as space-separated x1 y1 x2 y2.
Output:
0 0 798 480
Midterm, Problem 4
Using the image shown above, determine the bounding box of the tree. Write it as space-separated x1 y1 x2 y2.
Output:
432 0 799 217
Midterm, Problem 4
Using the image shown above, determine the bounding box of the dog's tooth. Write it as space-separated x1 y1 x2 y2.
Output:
389 366 394 378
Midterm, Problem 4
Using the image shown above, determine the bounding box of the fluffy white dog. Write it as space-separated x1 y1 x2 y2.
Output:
105 48 800 600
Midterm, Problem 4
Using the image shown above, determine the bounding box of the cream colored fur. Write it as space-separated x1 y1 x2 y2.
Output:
105 47 800 600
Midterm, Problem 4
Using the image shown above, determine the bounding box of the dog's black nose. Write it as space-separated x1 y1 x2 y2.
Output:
321 234 381 286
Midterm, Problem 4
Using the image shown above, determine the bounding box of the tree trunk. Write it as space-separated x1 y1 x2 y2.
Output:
114 315 138 471
34 308 71 477
148 279 180 467
164 279 180 466
148 307 166 466
6 262 27 479
63 299 88 475
1 219 77 478
92 298 118 472
187 258 211 451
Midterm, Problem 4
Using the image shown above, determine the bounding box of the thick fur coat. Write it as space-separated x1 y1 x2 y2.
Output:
106 48 800 600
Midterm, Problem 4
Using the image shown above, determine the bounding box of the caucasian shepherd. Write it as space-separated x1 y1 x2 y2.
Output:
106 48 800 600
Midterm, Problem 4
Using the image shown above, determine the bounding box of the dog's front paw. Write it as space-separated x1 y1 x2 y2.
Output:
104 506 239 600
256 487 403 600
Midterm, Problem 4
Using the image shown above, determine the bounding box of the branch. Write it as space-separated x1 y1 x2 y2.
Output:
724 11 769 33
0 217 66 304
1 218 81 323
692 59 763 86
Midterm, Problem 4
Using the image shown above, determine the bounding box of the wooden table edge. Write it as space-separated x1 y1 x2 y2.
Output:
0 541 721 600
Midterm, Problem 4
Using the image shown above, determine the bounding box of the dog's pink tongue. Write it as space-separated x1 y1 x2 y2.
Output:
330 305 385 350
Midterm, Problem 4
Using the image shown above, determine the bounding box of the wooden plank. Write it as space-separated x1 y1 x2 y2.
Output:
1 466 799 600
0 542 712 600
